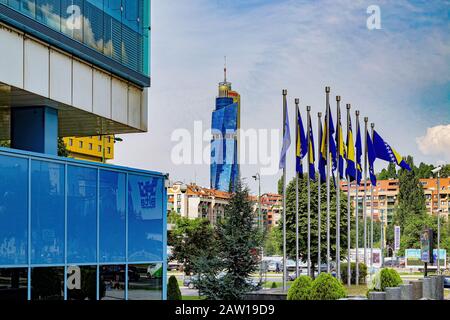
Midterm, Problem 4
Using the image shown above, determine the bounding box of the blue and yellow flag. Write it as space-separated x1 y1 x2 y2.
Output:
320 105 337 173
355 117 362 185
318 117 326 182
279 103 291 170
308 113 316 181
372 130 411 171
366 132 377 186
336 120 347 179
346 116 356 181
296 109 307 174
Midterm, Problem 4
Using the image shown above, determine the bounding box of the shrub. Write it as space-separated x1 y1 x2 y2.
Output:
367 268 402 295
379 268 402 291
340 262 368 284
309 273 347 300
271 282 278 289
167 275 182 300
287 276 312 300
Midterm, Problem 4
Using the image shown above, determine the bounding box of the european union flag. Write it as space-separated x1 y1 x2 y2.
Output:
279 103 291 170
372 130 411 171
355 117 362 185
318 117 326 182
366 132 377 186
308 113 316 181
346 117 356 181
296 109 307 174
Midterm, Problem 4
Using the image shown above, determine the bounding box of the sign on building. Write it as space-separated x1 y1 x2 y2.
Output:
394 225 401 251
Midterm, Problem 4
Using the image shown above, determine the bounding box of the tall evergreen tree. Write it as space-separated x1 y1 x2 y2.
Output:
283 174 348 276
194 180 262 300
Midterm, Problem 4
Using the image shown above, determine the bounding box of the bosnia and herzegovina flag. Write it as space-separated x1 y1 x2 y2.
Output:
308 113 316 181
279 102 291 170
366 131 377 186
320 104 337 173
355 117 363 185
337 120 347 179
346 116 356 181
372 130 411 171
318 116 326 182
296 108 307 174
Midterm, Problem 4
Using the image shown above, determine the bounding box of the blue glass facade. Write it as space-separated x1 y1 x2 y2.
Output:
210 97 239 192
0 0 151 86
0 147 166 300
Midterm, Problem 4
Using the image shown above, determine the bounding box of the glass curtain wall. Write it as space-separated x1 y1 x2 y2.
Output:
0 0 150 76
0 149 165 300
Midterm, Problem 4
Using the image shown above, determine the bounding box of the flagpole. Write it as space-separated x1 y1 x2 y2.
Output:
355 110 360 285
363 117 369 269
295 98 300 279
306 105 312 277
317 112 322 275
346 103 351 286
325 86 331 274
336 96 341 280
282 89 288 291
370 122 375 277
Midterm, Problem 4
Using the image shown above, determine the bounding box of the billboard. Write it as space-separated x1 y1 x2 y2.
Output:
405 249 446 269
394 226 401 251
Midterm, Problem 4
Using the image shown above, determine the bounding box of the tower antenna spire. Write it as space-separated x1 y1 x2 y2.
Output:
224 56 227 82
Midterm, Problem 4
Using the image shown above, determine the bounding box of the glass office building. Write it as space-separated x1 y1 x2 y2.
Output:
0 147 167 300
210 95 239 192
0 0 150 86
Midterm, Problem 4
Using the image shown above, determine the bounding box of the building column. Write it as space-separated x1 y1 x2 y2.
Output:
10 107 58 155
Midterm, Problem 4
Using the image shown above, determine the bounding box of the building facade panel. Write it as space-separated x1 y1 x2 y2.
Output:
92 68 111 118
49 49 72 105
24 37 50 97
111 77 128 124
0 25 23 88
72 58 93 112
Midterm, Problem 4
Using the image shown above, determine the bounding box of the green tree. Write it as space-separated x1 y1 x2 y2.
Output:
168 216 217 275
394 156 426 230
415 162 434 179
283 174 348 276
194 181 262 300
263 226 282 256
377 163 397 180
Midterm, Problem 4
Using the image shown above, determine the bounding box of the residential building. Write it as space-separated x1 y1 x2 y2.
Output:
0 1 167 301
260 193 282 228
64 135 114 162
341 178 450 225
210 66 240 192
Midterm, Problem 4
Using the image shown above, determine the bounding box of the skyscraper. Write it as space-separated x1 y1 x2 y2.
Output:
210 64 240 192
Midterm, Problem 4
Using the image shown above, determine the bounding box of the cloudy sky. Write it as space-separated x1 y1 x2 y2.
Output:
114 0 450 194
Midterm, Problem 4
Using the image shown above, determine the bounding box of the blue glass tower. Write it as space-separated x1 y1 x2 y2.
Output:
210 68 240 192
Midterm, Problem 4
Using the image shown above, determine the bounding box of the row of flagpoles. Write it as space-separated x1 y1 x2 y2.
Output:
279 87 411 290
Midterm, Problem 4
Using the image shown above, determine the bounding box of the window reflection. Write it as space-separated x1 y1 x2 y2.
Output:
0 268 28 301
100 265 125 300
31 267 64 300
1 0 150 75
128 263 162 300
66 265 99 300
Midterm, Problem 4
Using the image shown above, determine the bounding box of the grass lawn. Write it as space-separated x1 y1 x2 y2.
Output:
262 281 293 289
182 295 205 300
345 284 368 296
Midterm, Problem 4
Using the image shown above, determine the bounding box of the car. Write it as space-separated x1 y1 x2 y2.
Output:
183 275 199 289
444 276 450 289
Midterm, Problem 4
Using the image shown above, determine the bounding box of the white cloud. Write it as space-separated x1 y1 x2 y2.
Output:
416 124 450 160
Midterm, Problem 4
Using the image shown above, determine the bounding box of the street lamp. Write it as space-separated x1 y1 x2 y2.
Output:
252 173 263 283
431 166 443 274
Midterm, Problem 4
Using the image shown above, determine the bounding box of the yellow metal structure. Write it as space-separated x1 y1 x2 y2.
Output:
63 135 114 163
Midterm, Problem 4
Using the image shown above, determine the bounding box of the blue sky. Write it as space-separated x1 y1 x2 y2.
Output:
114 0 450 194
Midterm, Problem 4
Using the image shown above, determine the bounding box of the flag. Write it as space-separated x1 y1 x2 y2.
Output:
308 113 316 181
336 119 347 179
372 130 411 171
355 117 362 185
279 103 291 169
296 109 307 174
346 115 356 181
320 105 337 173
366 132 377 186
318 117 326 182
